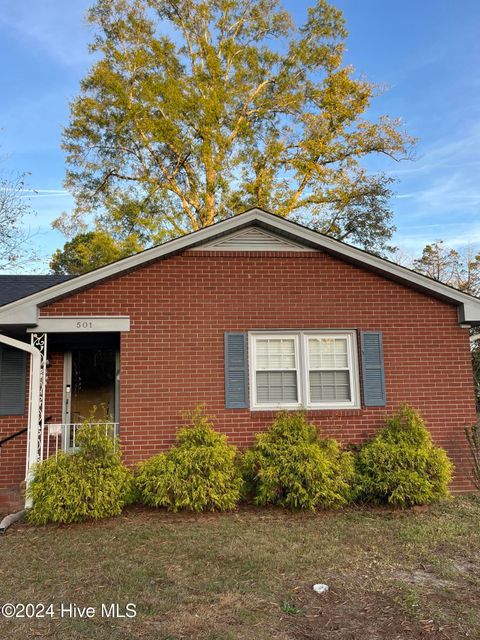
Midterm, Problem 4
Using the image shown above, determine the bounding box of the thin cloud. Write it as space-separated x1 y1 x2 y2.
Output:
22 193 71 199
391 121 480 177
0 1 92 68
20 189 70 198
18 188 69 194
26 189 70 194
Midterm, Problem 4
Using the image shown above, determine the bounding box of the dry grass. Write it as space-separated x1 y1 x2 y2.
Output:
2 497 480 639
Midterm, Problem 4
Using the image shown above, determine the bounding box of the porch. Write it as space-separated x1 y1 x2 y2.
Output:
0 317 128 508
43 421 120 458
33 330 121 462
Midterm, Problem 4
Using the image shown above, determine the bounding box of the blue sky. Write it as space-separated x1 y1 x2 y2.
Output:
0 0 479 272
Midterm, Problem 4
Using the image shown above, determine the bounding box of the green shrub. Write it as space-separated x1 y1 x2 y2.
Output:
135 407 242 511
27 422 133 524
355 405 453 507
242 412 354 510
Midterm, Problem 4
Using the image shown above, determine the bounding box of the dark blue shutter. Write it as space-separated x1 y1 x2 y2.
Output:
0 346 27 416
224 333 249 409
360 331 386 407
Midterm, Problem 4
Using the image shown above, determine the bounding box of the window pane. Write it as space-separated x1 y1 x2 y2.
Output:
309 370 351 403
256 339 296 370
308 337 348 369
256 371 298 403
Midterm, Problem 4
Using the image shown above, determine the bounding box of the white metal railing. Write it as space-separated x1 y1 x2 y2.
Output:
45 423 119 459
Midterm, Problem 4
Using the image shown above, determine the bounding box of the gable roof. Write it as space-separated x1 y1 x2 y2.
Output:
192 226 310 251
0 207 480 326
0 275 72 307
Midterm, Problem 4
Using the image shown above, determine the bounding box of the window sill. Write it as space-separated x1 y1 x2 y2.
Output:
249 406 362 415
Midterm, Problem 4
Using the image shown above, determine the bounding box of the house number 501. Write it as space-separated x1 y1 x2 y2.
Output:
76 321 93 329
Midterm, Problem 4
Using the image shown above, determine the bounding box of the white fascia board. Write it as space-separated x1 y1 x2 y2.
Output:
26 316 131 333
253 213 480 321
0 207 479 325
0 304 39 325
460 300 480 324
0 211 262 327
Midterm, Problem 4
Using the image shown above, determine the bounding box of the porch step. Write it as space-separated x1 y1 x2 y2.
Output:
0 483 24 514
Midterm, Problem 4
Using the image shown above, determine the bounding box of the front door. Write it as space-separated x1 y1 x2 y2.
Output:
63 348 119 448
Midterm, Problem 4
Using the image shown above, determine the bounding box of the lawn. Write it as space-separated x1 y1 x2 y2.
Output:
2 498 480 640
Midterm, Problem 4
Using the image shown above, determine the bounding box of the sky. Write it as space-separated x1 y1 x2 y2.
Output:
0 0 479 272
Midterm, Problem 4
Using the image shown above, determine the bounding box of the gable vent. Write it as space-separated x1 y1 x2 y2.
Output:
192 227 311 252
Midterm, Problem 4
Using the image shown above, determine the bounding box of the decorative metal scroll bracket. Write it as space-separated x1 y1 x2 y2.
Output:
30 333 47 463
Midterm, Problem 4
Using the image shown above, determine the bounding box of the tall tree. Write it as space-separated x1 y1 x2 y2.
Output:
49 230 139 275
62 0 414 257
412 240 480 296
0 167 36 271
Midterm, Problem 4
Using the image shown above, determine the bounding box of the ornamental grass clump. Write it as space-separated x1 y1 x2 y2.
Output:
27 422 133 525
355 404 453 507
135 406 243 511
242 412 354 510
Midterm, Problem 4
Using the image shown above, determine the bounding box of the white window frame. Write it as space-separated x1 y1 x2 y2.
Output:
304 332 359 409
249 330 360 411
249 333 302 410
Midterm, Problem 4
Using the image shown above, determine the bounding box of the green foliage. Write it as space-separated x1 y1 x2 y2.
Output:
242 412 354 510
135 407 242 511
465 421 480 491
27 422 133 524
281 602 304 615
60 0 415 260
355 405 453 507
49 229 138 275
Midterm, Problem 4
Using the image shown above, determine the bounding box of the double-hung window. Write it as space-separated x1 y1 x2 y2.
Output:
305 335 356 407
249 331 359 410
251 335 300 408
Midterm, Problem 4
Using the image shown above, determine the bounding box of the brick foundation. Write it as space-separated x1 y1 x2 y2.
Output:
0 484 24 514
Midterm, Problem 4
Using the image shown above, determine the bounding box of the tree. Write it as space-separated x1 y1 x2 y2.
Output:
0 168 36 271
61 0 414 258
459 246 480 297
49 230 138 275
412 240 480 296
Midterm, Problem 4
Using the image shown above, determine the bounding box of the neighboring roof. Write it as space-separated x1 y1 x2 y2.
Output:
0 275 72 307
0 207 480 326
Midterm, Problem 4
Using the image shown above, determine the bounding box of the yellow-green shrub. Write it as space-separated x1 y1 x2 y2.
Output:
27 422 133 524
242 412 354 510
355 405 453 507
135 407 242 511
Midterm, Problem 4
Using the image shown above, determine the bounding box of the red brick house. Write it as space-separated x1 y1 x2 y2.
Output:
1 208 479 511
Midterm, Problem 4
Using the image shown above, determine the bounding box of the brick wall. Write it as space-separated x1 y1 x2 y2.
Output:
1 249 477 506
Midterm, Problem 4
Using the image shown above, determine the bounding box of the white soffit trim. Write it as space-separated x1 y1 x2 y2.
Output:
191 226 310 251
0 207 480 325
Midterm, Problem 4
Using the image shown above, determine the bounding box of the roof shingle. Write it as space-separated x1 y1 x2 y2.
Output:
0 275 73 307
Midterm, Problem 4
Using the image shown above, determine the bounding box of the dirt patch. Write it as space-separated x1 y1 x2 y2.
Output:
393 569 453 589
284 583 448 640
451 556 480 574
